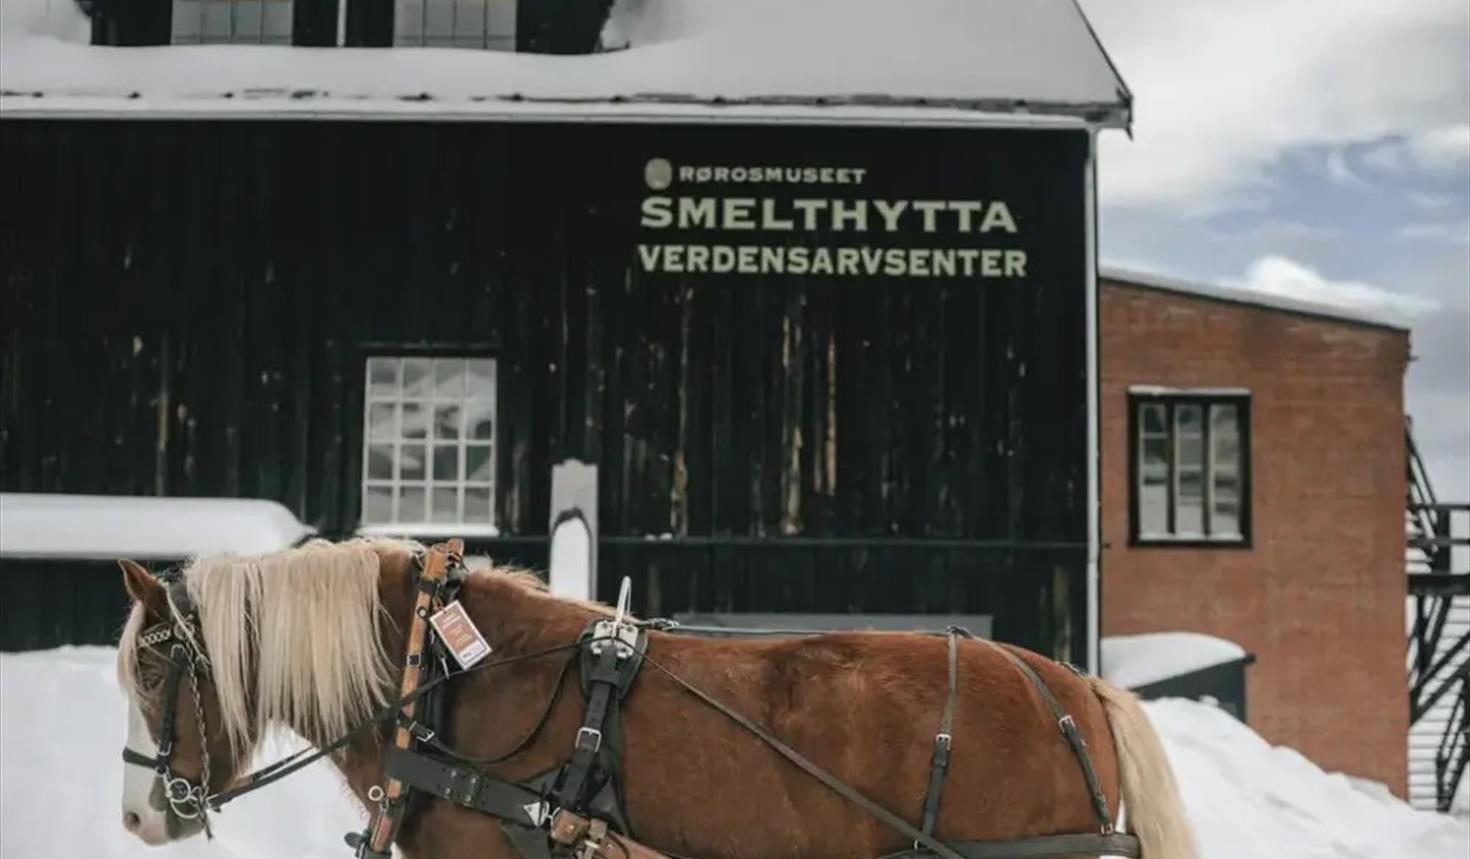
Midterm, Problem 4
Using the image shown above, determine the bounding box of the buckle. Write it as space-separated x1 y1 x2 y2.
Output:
934 732 952 751
574 727 602 754
1058 714 1078 737
405 721 436 744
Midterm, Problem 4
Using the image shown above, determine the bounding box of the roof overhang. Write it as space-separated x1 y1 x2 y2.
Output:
0 0 1132 129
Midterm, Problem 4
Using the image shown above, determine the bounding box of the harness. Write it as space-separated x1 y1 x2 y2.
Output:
122 545 1143 859
119 568 217 836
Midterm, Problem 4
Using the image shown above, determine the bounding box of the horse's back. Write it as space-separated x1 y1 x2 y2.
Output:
621 630 1119 858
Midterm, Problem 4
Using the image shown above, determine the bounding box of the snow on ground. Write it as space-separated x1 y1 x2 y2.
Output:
2 647 1466 858
0 647 362 859
1101 632 1248 688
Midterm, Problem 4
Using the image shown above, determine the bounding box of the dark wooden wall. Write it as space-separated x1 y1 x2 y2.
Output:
0 119 1090 657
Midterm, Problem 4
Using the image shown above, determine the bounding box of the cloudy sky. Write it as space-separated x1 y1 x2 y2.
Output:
1082 0 1470 501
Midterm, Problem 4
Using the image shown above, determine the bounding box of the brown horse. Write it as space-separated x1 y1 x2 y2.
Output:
114 537 1197 858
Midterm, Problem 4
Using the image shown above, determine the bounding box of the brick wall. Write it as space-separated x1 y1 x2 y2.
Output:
1099 278 1410 794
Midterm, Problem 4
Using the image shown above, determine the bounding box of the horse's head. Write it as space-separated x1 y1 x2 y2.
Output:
116 558 243 845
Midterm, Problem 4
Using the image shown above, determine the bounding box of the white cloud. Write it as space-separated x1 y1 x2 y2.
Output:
1396 219 1470 244
1230 255 1439 318
1411 123 1470 169
1083 0 1470 209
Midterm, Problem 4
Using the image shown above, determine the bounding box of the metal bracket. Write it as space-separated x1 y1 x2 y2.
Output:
589 577 639 660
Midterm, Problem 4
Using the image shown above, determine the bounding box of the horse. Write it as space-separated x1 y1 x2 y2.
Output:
114 536 1197 858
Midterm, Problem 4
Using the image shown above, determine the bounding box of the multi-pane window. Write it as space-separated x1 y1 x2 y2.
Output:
394 0 516 49
1131 392 1250 544
172 0 293 44
361 356 497 534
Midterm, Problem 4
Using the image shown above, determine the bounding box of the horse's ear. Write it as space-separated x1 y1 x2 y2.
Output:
119 559 167 617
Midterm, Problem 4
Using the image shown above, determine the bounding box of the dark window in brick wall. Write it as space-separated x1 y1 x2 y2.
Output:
1129 390 1252 547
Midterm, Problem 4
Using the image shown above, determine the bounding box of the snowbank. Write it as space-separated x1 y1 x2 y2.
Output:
0 493 315 560
0 647 362 858
1102 631 1248 688
1 647 1465 858
1 0 1128 125
1147 697 1467 859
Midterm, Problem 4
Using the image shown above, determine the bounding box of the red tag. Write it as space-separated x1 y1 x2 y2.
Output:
428 600 491 669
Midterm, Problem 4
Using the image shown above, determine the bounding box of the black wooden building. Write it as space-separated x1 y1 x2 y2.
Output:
0 0 1132 665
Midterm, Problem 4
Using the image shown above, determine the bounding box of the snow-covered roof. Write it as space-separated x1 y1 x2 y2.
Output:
0 493 315 560
1100 266 1411 332
1101 631 1249 689
0 0 1131 127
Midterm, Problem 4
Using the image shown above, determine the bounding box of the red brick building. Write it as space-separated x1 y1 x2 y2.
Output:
1098 268 1410 794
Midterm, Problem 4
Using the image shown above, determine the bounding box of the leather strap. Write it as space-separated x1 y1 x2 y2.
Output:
874 832 1142 859
919 630 961 838
555 643 622 812
365 539 460 856
979 639 1114 834
382 746 548 828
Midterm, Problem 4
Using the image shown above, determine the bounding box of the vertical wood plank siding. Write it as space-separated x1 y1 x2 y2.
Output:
0 120 1089 658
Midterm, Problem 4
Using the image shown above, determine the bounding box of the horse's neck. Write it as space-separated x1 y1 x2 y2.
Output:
331 566 600 820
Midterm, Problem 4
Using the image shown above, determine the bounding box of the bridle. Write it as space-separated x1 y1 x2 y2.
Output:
119 570 216 837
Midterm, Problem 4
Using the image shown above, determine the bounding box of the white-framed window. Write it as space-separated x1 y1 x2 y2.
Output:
1130 389 1251 545
172 0 293 44
359 356 498 536
394 0 516 50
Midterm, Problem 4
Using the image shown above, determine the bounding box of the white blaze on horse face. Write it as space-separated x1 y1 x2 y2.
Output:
122 699 170 845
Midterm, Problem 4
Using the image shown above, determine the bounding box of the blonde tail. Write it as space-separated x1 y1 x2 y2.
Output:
1088 678 1199 859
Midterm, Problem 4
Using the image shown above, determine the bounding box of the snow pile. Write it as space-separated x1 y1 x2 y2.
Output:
0 0 88 45
1 0 1128 123
2 647 1465 858
1147 697 1467 859
0 647 361 859
0 493 315 560
1102 632 1248 688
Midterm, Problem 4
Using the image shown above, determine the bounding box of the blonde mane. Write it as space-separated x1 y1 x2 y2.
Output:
119 537 413 759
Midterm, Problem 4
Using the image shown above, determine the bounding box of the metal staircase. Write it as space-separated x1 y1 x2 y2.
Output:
1405 419 1468 813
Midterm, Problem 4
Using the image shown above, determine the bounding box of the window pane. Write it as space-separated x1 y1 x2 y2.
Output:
1211 404 1240 470
263 0 292 39
486 0 514 36
466 444 492 482
1214 499 1241 537
368 403 396 441
364 485 392 523
465 400 494 440
431 488 458 523
399 485 426 522
1177 470 1204 534
397 0 425 39
435 358 465 400
1140 402 1166 435
234 0 262 37
403 358 432 398
400 444 426 480
368 358 399 397
434 404 461 440
455 0 486 38
465 487 491 522
402 403 427 439
203 0 233 40
367 444 394 480
425 0 454 36
466 359 495 398
433 445 460 481
1176 404 1202 433
1177 434 1203 470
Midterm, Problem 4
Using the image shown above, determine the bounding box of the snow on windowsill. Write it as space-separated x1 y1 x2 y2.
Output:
1101 631 1249 689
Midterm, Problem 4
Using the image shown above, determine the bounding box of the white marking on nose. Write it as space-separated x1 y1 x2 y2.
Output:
122 700 169 843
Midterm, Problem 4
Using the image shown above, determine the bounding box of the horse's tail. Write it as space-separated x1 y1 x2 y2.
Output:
1088 677 1199 859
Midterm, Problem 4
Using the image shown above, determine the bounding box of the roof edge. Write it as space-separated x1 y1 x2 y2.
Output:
1099 266 1411 333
